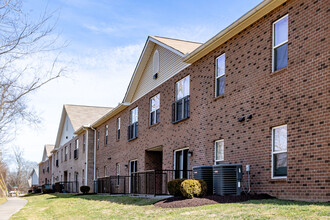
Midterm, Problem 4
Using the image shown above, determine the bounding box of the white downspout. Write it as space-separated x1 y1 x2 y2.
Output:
83 127 89 186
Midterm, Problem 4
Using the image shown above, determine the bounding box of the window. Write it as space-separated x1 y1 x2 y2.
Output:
74 139 79 159
215 140 224 164
117 118 121 140
105 125 108 145
272 125 287 178
153 50 159 79
104 166 107 177
215 54 225 97
96 168 99 179
128 107 138 141
82 169 85 185
65 146 67 161
116 163 120 185
174 149 189 179
69 144 72 159
172 75 190 123
97 130 100 149
273 15 288 71
61 149 63 163
83 134 86 153
150 94 160 125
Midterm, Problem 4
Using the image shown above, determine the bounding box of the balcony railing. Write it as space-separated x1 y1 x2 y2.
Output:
74 149 78 159
54 181 79 193
94 170 192 195
128 122 138 141
172 95 190 123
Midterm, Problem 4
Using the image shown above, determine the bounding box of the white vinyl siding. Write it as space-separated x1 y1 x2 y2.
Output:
132 45 189 102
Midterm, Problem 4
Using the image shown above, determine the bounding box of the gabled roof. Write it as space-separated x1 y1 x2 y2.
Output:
54 104 113 148
152 36 202 55
184 0 287 63
123 36 201 103
41 144 54 162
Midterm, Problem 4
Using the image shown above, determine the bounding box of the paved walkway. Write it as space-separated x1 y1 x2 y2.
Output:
0 198 27 220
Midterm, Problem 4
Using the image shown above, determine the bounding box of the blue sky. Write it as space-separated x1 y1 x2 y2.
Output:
9 0 263 164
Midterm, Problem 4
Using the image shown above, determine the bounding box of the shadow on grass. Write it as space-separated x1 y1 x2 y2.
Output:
242 198 330 206
43 193 161 206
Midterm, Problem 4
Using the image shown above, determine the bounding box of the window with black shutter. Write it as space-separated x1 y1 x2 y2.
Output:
172 75 190 123
128 107 138 141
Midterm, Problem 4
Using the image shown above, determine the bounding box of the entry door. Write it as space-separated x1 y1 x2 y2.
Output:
129 160 137 193
174 149 189 179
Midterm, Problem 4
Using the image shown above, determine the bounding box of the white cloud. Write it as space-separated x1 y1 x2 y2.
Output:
7 42 143 163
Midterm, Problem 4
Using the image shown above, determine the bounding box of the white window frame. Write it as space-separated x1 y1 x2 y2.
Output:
117 118 121 140
116 163 120 185
272 14 288 72
96 130 100 149
104 166 107 177
105 125 109 145
173 147 189 179
214 139 224 164
175 75 190 101
271 124 287 179
215 54 225 97
153 50 159 74
150 93 160 125
130 107 138 124
83 134 86 153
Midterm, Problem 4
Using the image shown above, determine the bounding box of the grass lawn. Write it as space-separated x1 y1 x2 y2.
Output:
12 194 329 220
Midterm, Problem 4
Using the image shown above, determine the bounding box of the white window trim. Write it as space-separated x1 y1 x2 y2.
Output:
130 107 138 124
116 163 120 186
105 125 108 144
175 75 190 101
272 14 288 72
215 54 225 97
150 94 160 125
173 147 189 179
117 118 121 140
214 139 224 164
271 124 287 179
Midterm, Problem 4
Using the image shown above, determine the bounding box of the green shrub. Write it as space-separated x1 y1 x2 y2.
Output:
180 179 207 199
167 179 186 196
42 188 53 194
80 186 90 194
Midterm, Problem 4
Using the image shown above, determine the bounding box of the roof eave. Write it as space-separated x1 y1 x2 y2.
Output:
183 0 287 63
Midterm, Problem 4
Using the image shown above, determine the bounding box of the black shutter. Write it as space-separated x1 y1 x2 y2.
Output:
172 102 176 123
127 125 130 140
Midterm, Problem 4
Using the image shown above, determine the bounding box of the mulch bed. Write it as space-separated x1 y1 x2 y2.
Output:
154 194 274 208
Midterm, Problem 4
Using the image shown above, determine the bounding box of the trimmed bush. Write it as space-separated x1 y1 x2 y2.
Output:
180 179 207 199
167 179 186 196
28 190 32 193
35 188 41 193
42 188 53 194
80 186 90 194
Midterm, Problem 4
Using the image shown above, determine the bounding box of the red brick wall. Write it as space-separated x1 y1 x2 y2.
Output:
95 0 329 202
38 158 51 185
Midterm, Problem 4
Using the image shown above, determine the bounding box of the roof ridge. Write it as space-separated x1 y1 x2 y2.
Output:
152 36 202 45
64 104 113 109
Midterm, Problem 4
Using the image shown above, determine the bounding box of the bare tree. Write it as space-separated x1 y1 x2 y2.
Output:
7 146 37 193
0 0 65 145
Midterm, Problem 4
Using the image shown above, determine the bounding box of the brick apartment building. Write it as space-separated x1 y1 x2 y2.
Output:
50 105 111 191
38 145 54 185
39 0 329 201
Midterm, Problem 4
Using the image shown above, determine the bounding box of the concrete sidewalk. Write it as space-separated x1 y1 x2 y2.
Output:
0 197 27 220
